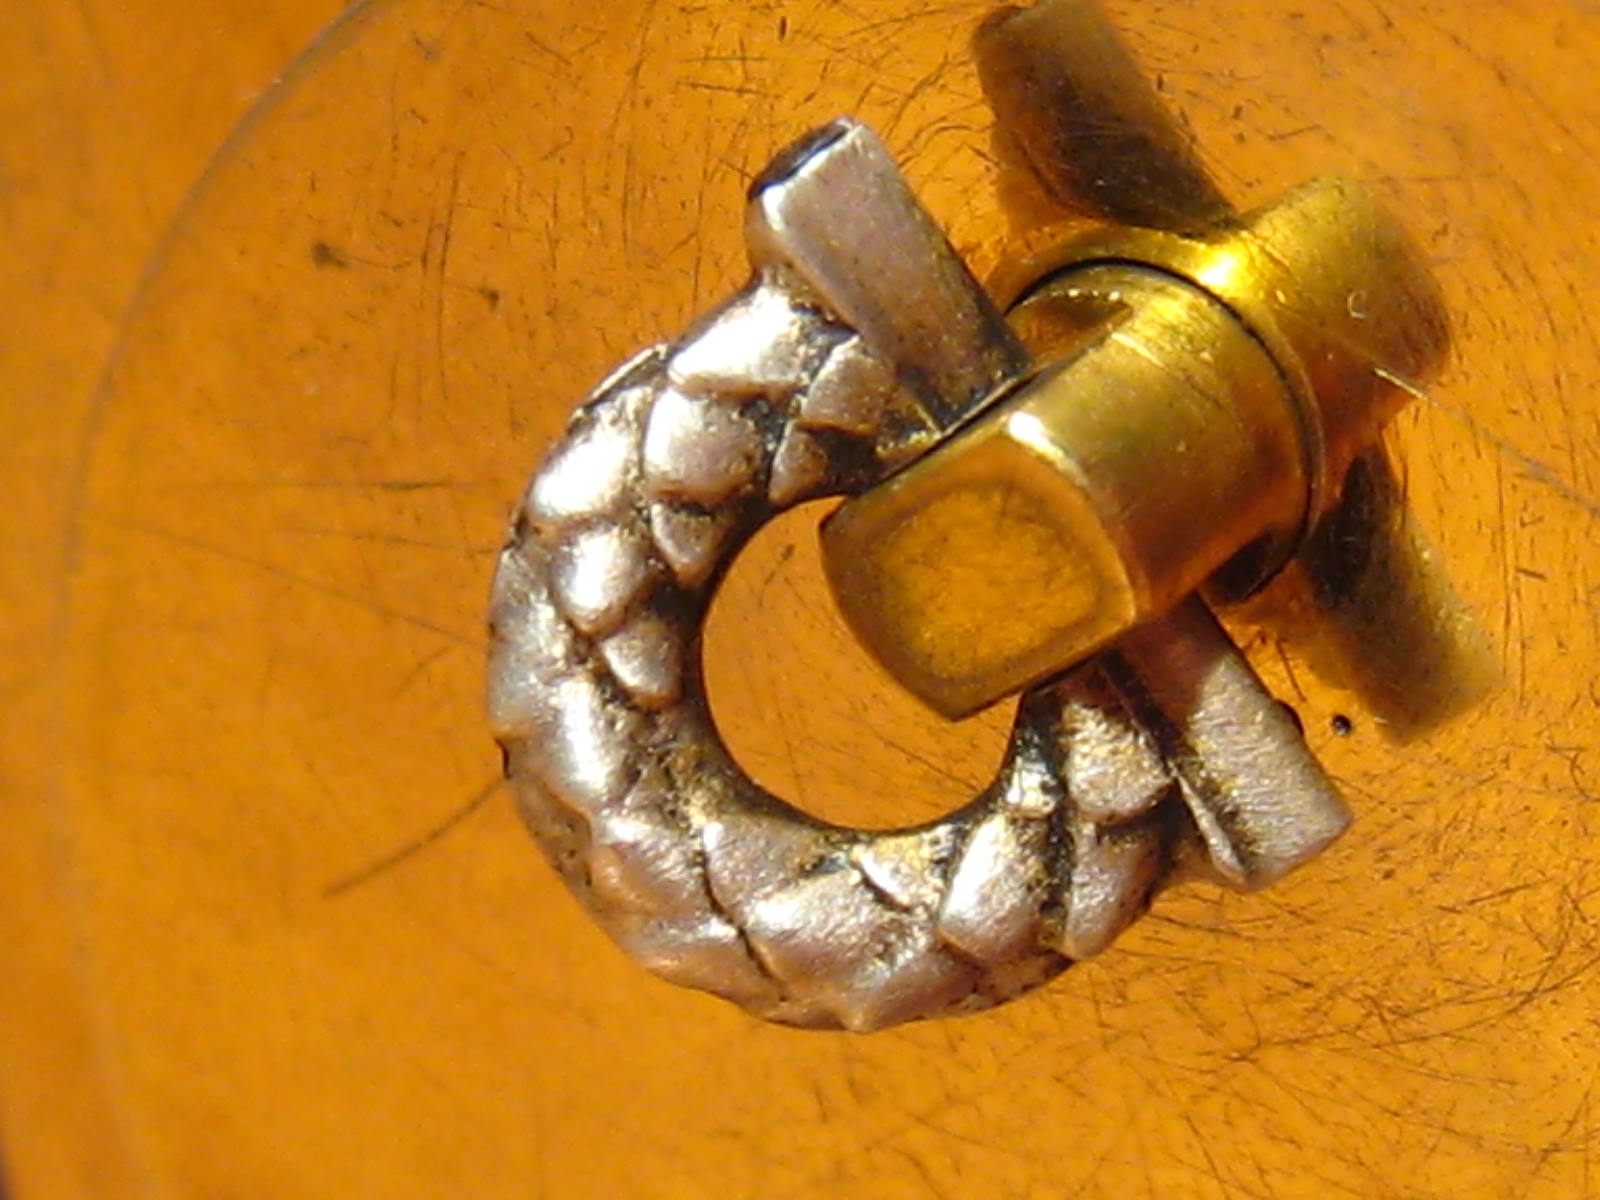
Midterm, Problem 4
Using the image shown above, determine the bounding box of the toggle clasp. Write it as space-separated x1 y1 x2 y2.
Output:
824 179 1449 718
820 0 1450 720
488 0 1454 1030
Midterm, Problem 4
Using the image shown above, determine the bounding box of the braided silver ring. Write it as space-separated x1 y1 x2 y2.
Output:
487 121 1348 1031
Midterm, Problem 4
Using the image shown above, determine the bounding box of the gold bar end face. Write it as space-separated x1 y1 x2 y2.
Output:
821 406 1138 720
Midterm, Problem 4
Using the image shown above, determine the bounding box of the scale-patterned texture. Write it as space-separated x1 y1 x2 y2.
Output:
488 275 1190 1031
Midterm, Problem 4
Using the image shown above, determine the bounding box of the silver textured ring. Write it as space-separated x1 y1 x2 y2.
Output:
487 120 1349 1031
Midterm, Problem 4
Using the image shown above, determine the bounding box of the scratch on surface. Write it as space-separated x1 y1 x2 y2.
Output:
1438 881 1539 913
275 523 501 557
102 514 483 648
521 27 572 68
755 541 797 597
392 644 453 696
871 729 988 792
679 80 766 97
426 152 466 422
1527 1085 1596 1187
323 776 502 899
1385 367 1600 520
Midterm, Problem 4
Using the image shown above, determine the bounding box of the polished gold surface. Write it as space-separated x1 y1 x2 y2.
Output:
5 1 1600 1197
826 51 1449 718
1010 177 1452 502
825 261 1302 717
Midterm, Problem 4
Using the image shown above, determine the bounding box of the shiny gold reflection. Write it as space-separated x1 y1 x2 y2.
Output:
974 0 1487 739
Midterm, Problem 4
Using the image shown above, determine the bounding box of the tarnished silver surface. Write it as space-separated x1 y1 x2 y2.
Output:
488 119 1350 1031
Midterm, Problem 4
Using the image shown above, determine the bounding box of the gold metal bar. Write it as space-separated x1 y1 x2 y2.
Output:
822 261 1306 718
973 0 1232 231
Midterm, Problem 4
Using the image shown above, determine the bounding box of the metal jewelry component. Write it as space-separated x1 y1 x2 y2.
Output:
489 120 1345 1030
488 1 1446 1030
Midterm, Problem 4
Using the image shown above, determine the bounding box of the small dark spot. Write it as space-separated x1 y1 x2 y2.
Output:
1331 713 1355 738
778 15 788 39
807 852 850 877
310 240 348 269
478 285 501 309
411 32 439 60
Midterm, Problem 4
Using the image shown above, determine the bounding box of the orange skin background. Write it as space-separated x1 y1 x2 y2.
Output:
3 2 1598 1196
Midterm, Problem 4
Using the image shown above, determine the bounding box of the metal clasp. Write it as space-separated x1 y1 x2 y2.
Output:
490 0 1463 1030
822 1 1450 719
